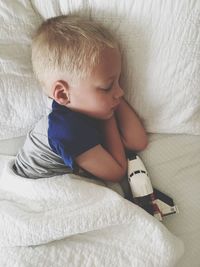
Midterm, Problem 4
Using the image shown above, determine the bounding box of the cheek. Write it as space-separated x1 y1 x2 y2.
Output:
86 92 112 111
98 99 110 111
99 94 112 106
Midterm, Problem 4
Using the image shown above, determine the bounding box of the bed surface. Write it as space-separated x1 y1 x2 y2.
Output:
0 133 199 267
0 136 25 156
139 133 200 267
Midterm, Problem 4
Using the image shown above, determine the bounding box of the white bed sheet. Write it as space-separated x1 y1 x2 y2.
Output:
0 133 199 267
0 136 25 156
139 133 200 267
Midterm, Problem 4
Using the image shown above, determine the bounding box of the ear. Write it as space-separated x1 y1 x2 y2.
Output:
52 80 70 105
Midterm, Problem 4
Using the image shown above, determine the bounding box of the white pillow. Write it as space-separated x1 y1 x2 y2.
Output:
0 0 44 140
0 0 200 140
86 0 200 135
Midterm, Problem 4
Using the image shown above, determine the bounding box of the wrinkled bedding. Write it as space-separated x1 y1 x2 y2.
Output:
2 132 200 266
0 0 200 139
0 157 183 267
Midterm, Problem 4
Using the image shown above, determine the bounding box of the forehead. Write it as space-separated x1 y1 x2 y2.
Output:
91 48 121 81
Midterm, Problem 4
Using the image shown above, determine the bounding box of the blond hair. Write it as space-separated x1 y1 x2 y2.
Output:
31 15 118 95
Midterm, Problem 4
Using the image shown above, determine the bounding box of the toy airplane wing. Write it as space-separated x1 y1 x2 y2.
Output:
153 188 179 219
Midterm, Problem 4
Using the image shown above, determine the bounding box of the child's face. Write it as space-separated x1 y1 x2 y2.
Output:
68 47 124 120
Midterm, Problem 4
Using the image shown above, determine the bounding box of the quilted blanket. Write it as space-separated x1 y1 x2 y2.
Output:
0 158 183 267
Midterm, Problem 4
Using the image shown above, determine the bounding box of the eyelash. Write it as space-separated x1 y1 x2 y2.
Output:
104 86 112 91
102 83 113 92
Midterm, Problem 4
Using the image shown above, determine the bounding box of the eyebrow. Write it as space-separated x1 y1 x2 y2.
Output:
107 71 121 81
102 72 121 85
101 77 114 86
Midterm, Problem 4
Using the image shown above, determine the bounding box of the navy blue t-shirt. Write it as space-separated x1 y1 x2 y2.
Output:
48 101 103 170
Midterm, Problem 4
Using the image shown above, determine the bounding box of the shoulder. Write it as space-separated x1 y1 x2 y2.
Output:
48 107 89 140
48 107 103 154
48 102 101 140
46 103 104 169
32 116 49 136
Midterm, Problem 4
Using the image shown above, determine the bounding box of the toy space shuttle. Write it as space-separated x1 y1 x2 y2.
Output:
127 152 179 221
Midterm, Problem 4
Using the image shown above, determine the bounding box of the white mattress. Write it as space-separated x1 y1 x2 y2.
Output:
0 133 200 267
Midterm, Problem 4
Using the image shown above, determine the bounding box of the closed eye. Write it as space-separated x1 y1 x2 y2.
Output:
100 81 114 91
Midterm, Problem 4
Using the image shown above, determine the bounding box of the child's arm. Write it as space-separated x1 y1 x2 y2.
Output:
115 98 148 151
75 115 127 182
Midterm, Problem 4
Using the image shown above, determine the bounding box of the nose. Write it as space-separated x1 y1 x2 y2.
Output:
114 84 124 99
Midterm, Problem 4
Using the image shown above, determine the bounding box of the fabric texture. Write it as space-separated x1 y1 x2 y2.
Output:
0 0 44 139
1 132 200 266
0 157 184 267
14 115 72 178
0 0 200 139
139 133 200 267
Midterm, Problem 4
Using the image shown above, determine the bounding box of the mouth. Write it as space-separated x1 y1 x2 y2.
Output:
112 102 120 110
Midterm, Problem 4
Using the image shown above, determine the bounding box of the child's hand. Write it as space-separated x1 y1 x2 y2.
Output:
115 98 148 151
